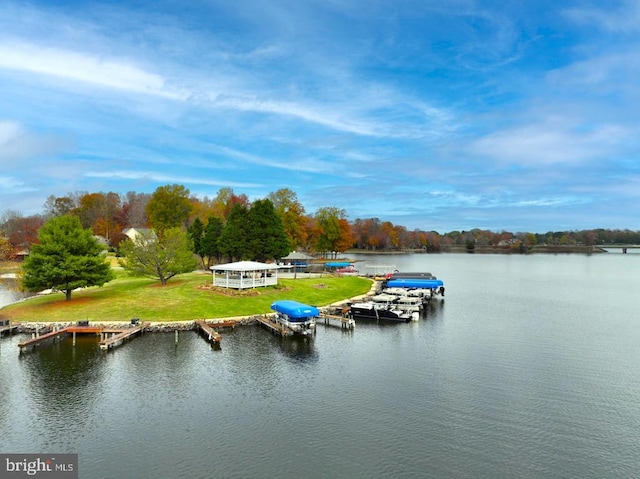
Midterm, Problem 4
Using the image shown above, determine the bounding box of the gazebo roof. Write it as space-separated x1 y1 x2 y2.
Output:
281 251 314 260
210 261 280 272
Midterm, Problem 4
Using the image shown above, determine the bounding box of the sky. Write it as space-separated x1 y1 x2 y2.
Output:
1 0 639 234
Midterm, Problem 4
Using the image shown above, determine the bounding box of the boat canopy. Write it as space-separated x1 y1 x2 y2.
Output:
271 300 319 320
386 279 444 289
325 262 351 268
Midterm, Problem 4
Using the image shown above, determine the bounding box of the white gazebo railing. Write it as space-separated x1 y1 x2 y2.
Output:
210 261 280 289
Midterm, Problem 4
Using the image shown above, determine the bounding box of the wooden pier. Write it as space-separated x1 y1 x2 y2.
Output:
319 313 356 330
256 315 294 337
194 320 222 346
99 322 148 351
17 322 148 352
0 321 18 337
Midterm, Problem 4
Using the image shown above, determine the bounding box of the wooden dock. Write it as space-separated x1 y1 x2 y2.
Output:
319 313 356 330
256 315 294 337
18 327 69 350
99 322 148 351
0 321 18 337
194 320 222 346
17 322 148 352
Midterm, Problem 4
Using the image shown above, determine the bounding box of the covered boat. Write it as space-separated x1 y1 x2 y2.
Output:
385 278 445 298
386 278 443 288
347 301 418 322
270 300 319 336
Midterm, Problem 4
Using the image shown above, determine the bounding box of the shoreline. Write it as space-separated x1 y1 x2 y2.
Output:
4 282 377 332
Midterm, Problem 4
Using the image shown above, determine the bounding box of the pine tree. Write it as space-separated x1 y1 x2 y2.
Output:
247 199 290 262
22 215 114 300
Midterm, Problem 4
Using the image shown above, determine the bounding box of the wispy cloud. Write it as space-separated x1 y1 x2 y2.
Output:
1 0 639 231
84 170 261 188
0 40 185 100
564 0 640 33
469 121 629 166
0 120 69 165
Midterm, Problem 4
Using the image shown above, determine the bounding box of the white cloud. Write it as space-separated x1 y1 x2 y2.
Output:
0 120 69 165
469 122 628 166
0 40 186 100
84 170 261 188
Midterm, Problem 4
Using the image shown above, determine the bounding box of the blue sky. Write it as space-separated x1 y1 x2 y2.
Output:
1 0 639 233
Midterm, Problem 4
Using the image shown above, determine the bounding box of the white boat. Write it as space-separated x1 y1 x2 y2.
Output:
347 301 418 322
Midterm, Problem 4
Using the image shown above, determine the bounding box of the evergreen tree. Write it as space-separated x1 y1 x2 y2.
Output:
187 217 204 265
247 199 290 262
200 216 223 268
218 203 249 262
22 215 114 300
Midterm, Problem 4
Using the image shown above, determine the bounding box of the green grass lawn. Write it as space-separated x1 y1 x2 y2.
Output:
0 272 372 322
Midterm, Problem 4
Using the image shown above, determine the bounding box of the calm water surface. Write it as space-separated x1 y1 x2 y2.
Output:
1 253 639 478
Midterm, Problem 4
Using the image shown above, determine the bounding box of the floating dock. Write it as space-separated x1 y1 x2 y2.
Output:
256 315 294 337
194 320 223 346
319 313 355 330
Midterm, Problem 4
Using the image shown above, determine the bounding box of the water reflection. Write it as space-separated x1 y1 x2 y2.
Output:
0 277 33 308
14 335 106 451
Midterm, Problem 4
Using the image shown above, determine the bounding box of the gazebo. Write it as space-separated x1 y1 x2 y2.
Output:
281 251 314 263
210 261 280 289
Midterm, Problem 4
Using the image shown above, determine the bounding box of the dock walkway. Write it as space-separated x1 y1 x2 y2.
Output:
18 327 68 350
194 320 222 346
319 313 356 330
17 322 148 352
0 321 18 337
255 315 294 337
99 322 148 351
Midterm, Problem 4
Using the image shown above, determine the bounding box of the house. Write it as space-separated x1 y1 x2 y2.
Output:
122 228 154 242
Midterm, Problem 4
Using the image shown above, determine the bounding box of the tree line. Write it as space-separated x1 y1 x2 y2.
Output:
2 184 640 263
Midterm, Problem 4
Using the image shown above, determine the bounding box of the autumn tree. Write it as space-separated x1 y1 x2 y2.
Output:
122 191 151 227
43 195 76 218
2 213 45 252
210 187 250 222
118 228 198 285
314 207 351 257
21 215 114 300
74 191 121 241
146 184 192 232
0 237 13 261
268 188 308 250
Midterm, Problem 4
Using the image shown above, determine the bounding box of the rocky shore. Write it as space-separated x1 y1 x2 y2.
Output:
11 316 262 333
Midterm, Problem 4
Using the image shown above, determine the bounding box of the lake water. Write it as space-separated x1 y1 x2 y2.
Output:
1 253 639 478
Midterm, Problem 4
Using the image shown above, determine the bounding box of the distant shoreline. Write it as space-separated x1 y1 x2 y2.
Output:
347 245 611 255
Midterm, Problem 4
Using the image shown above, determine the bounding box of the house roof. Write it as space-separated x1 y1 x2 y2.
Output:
210 260 280 272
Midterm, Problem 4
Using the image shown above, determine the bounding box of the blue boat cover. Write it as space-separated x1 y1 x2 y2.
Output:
325 262 351 267
271 300 319 319
386 279 444 289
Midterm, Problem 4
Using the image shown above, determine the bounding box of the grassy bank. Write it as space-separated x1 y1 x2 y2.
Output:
0 272 372 322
